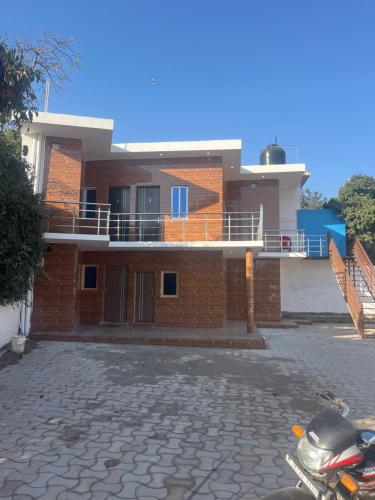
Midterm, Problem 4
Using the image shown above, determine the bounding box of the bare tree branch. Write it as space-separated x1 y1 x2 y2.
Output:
15 30 80 92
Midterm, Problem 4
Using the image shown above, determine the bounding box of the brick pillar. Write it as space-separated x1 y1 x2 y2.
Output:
246 249 255 334
31 137 83 333
31 244 79 332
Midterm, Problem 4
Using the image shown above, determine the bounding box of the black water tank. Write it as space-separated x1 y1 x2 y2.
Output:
260 141 286 165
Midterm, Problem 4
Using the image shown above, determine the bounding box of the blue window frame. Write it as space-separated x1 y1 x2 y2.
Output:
171 186 188 219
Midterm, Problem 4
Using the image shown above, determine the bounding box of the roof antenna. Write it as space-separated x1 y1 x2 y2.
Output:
274 136 278 145
44 79 50 112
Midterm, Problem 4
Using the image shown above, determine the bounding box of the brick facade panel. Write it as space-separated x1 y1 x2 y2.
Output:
254 259 281 321
225 179 279 231
80 250 225 328
226 258 281 322
84 160 223 241
44 137 82 202
31 244 79 332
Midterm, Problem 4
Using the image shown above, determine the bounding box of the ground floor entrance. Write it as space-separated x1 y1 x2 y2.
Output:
30 245 282 334
103 265 128 323
135 271 155 322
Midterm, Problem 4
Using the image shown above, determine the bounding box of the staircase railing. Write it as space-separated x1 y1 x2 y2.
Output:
329 237 347 294
352 238 375 300
346 277 365 339
328 237 365 338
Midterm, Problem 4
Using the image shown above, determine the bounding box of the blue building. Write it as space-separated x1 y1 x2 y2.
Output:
297 209 346 257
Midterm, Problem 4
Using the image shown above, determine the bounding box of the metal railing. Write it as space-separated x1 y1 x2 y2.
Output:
352 238 375 300
109 211 263 242
42 201 263 243
329 237 365 338
263 230 328 257
43 200 111 235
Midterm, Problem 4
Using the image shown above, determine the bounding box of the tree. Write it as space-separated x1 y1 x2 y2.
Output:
0 132 44 305
301 188 328 209
326 174 375 261
0 31 80 129
0 33 79 305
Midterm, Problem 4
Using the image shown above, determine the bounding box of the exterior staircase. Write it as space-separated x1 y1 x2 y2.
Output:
329 237 375 338
346 260 375 326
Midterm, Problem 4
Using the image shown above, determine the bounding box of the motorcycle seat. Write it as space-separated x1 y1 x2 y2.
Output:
358 430 375 446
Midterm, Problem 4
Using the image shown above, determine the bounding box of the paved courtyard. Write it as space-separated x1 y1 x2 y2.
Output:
0 324 374 499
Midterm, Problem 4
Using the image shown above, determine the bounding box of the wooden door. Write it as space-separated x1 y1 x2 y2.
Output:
135 272 155 322
103 266 128 323
136 186 160 241
108 187 130 241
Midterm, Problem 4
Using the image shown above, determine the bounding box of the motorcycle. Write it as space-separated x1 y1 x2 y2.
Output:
261 392 375 499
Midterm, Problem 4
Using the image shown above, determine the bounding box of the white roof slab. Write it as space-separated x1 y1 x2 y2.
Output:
239 164 310 187
22 112 310 188
22 112 114 161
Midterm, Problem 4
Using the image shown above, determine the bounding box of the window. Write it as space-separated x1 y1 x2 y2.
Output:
82 266 98 289
161 272 178 297
81 188 97 219
171 186 188 219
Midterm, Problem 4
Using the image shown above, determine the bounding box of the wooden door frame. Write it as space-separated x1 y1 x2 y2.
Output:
108 186 131 241
134 271 155 323
107 185 130 204
135 185 161 211
136 186 161 242
103 265 128 324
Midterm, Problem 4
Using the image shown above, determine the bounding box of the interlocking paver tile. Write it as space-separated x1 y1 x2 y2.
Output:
0 325 374 499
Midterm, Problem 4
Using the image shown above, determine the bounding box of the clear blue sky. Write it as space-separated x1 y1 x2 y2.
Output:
3 0 374 197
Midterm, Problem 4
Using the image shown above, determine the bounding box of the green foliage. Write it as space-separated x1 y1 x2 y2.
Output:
0 39 41 128
0 33 79 305
0 131 44 305
327 174 375 261
301 188 328 209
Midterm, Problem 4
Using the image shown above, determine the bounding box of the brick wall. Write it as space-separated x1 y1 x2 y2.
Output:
225 179 279 231
44 137 82 201
254 259 281 321
226 258 281 322
31 244 79 332
43 137 83 233
84 159 223 241
80 250 225 328
226 259 246 320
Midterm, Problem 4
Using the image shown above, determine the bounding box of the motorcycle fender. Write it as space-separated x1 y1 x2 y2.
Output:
260 487 315 500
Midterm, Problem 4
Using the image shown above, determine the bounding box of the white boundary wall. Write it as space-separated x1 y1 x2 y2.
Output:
281 259 348 313
279 186 300 230
0 305 20 348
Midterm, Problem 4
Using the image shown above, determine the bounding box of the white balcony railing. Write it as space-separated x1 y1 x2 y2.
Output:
263 230 328 257
44 200 111 235
42 201 327 255
43 201 263 243
108 211 263 242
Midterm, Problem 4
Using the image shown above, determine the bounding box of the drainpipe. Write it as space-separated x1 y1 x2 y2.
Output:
258 204 264 241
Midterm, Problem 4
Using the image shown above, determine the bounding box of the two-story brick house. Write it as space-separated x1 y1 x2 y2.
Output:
21 112 348 337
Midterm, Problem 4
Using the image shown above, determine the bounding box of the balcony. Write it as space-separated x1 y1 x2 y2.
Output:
261 230 328 258
43 201 111 238
42 201 328 256
43 201 264 250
